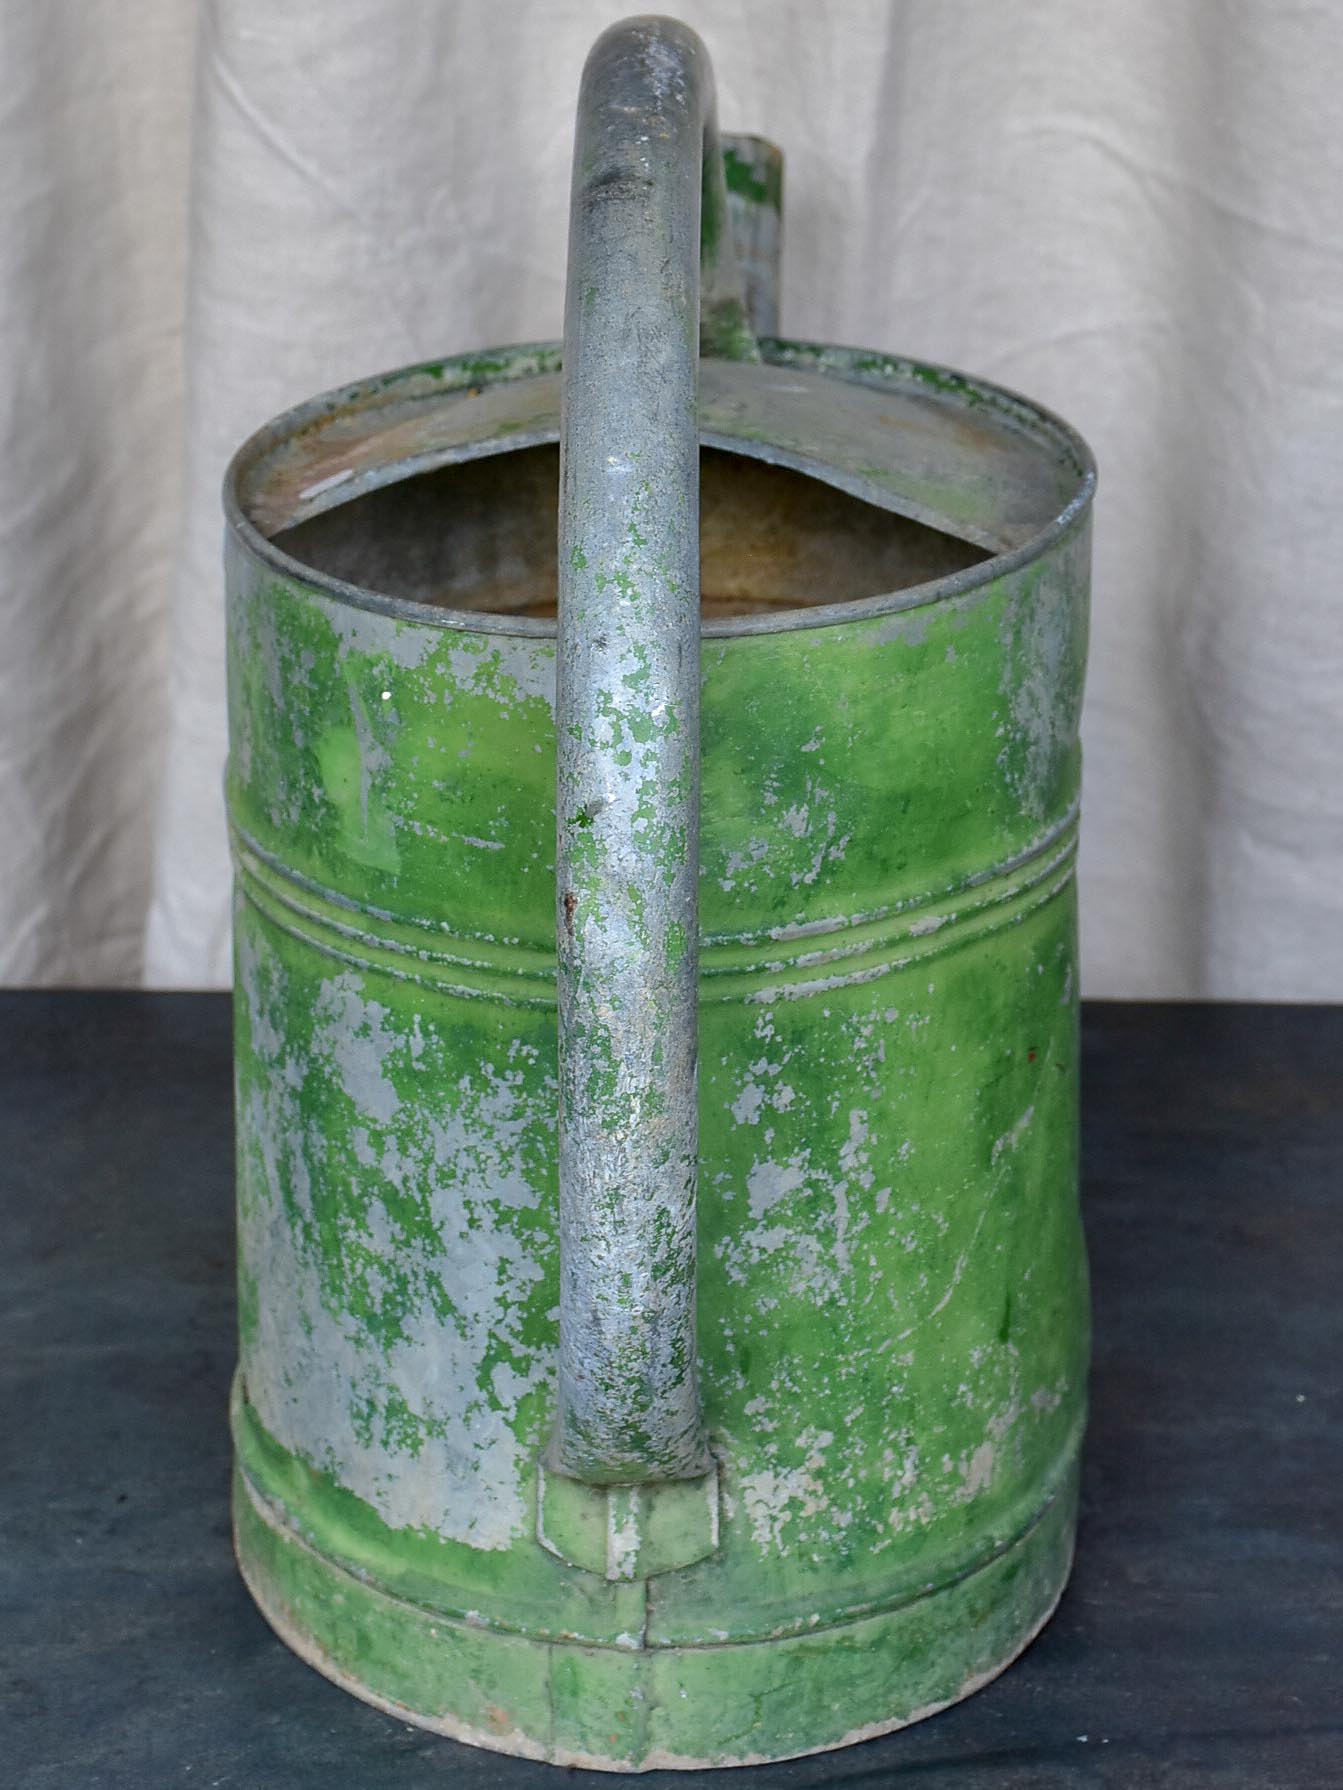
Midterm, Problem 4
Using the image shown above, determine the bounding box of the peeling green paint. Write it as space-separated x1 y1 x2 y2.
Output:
226 318 1092 1766
722 142 783 212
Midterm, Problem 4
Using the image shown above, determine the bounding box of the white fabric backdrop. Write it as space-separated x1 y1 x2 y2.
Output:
2 0 1340 996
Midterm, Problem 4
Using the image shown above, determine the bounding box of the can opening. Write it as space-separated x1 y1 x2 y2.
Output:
271 443 988 622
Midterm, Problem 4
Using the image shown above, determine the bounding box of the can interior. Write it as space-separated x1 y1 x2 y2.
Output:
271 444 989 621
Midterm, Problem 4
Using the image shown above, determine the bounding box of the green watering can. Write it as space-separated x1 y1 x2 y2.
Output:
225 15 1094 1771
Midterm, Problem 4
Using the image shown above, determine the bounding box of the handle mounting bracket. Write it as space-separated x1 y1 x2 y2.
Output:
537 1459 721 1581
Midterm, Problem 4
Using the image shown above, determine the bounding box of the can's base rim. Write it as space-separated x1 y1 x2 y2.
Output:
234 1459 1078 1772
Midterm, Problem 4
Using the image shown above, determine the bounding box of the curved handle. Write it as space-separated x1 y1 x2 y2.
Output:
553 17 755 1485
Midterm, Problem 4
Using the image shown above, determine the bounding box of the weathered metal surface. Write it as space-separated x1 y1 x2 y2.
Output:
240 354 1075 558
223 11 1095 1773
554 16 752 1486
536 1458 720 1579
273 436 989 623
721 133 783 338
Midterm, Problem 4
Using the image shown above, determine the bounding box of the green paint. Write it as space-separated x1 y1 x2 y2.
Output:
722 143 783 213
236 1454 1078 1766
537 1462 720 1579
226 337 1092 1769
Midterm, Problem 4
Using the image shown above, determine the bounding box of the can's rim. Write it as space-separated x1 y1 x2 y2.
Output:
223 338 1096 641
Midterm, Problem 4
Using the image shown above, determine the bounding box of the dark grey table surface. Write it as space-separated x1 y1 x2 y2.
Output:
2 995 1340 1788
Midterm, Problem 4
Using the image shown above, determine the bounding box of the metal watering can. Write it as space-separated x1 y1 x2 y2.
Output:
225 16 1094 1771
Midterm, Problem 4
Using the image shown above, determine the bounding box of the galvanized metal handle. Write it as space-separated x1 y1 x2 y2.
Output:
552 16 756 1486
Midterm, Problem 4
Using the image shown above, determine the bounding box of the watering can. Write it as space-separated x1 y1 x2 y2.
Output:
224 15 1094 1771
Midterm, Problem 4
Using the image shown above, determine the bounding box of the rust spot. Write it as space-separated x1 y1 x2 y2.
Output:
1028 1049 1037 1063
484 1704 512 1734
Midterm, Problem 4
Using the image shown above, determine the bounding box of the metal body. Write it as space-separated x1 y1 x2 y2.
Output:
225 15 1095 1772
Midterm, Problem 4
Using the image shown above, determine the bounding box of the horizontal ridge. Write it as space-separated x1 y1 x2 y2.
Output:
230 808 1077 1007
